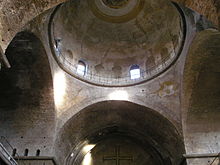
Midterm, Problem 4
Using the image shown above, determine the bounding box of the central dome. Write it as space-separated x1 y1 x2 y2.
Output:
49 0 184 86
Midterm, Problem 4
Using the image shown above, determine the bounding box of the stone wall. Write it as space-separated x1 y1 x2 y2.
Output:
173 0 220 28
0 0 66 51
0 31 56 157
16 158 56 165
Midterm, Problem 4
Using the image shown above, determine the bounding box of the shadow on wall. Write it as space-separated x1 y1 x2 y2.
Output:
0 31 55 156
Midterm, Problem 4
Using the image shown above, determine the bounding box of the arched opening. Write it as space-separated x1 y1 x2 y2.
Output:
24 149 29 156
12 148 17 157
36 149 41 156
55 101 185 165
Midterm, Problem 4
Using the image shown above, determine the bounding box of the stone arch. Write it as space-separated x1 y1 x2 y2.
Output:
54 101 185 165
0 0 67 51
0 31 55 156
182 29 220 164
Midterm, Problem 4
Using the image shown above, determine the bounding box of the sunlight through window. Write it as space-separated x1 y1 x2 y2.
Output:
109 90 129 101
130 65 140 79
77 61 86 76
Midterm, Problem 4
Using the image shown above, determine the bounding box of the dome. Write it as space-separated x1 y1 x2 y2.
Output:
49 0 184 86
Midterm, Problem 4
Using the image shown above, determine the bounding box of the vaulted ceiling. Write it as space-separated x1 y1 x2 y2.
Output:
0 0 219 52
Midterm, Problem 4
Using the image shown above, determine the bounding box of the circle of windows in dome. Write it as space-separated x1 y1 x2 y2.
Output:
48 1 185 87
76 62 142 80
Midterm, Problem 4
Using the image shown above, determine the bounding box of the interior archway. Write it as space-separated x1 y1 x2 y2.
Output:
54 101 185 165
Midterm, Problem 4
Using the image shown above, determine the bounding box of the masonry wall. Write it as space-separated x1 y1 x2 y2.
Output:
0 31 56 157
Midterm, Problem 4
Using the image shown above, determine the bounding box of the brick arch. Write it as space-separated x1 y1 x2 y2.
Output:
182 29 220 164
55 100 185 165
0 31 55 156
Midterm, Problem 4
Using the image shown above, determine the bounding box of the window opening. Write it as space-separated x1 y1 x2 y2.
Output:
77 60 86 76
130 64 141 79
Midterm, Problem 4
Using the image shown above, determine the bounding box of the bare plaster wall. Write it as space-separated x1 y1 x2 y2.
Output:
21 4 220 164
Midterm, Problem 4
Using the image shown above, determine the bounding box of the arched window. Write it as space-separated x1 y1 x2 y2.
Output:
76 60 86 76
12 148 17 157
24 149 29 156
54 38 61 56
36 149 40 156
130 64 141 79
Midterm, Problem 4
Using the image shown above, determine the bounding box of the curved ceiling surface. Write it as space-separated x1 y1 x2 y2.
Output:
55 101 184 164
49 0 184 86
